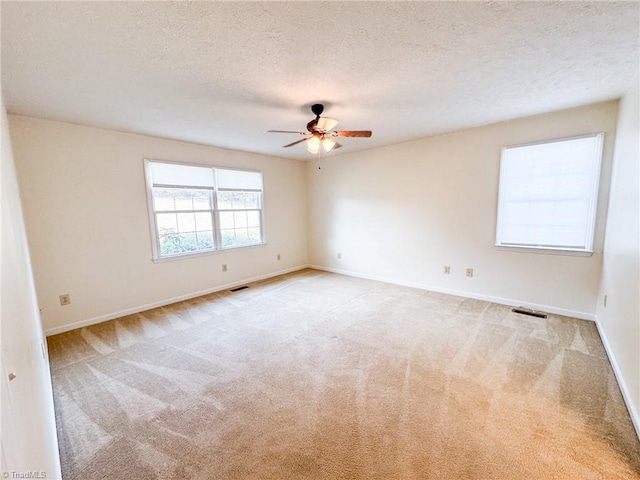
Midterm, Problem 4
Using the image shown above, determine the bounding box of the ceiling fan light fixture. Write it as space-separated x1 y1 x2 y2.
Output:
307 135 320 154
322 137 336 153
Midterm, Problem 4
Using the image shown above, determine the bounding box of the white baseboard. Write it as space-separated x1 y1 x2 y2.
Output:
48 262 595 336
44 265 310 336
308 264 596 321
45 262 636 442
595 319 640 441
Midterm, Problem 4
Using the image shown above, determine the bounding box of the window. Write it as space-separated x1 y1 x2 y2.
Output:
495 133 604 253
145 160 264 259
216 169 264 248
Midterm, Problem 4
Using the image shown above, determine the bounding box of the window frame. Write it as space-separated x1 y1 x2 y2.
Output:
144 159 265 261
153 186 217 257
216 189 264 250
495 133 604 255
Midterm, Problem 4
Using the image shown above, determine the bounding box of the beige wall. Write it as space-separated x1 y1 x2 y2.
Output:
9 115 308 334
597 77 640 435
1 98 61 476
307 101 619 319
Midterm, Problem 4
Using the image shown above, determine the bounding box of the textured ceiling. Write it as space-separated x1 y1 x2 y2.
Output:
1 1 638 160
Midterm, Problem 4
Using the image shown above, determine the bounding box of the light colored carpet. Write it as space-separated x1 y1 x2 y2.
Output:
48 269 640 479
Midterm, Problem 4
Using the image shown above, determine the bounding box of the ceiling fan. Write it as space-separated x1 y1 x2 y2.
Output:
268 104 372 154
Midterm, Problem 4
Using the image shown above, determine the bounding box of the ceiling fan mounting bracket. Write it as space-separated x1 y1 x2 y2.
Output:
311 103 324 117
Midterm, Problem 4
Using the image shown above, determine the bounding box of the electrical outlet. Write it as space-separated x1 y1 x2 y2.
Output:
222 264 228 272
59 294 71 306
466 268 473 278
444 266 450 274
277 254 281 261
337 252 342 259
604 294 608 307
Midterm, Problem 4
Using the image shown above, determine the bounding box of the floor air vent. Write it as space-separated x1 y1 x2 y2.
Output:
512 307 547 319
229 285 249 292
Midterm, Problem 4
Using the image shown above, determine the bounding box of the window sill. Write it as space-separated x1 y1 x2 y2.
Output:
495 245 594 257
151 242 267 263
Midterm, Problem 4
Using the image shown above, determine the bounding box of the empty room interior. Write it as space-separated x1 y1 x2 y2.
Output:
1 2 639 479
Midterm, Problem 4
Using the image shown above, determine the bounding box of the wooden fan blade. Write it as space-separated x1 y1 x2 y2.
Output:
332 130 372 138
268 130 306 134
282 138 308 148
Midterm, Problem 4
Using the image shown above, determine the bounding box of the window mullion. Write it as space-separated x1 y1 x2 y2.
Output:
212 170 222 250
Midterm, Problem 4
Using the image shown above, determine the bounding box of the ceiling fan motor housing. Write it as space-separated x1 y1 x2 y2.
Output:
307 104 325 132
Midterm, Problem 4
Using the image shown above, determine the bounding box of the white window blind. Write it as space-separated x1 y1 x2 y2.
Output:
216 168 263 191
496 133 603 252
148 161 214 188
